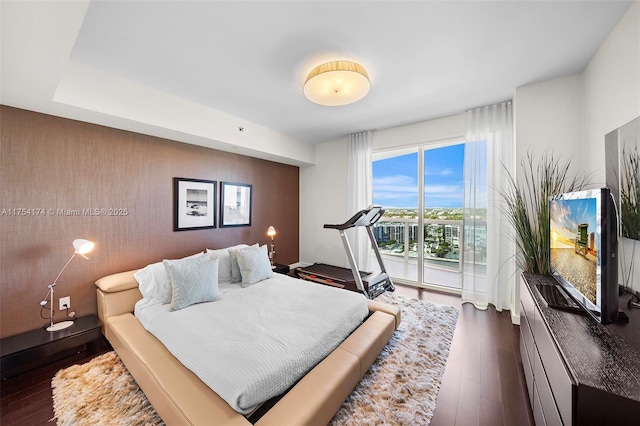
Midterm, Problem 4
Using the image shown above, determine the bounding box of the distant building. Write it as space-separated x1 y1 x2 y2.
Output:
444 224 459 246
374 221 461 249
374 221 418 244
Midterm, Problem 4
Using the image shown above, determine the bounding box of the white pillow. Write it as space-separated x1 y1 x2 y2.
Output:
134 251 205 304
206 248 232 283
207 244 249 284
228 244 254 283
164 255 221 311
235 244 274 287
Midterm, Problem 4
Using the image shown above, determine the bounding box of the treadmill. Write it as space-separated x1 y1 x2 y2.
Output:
295 205 395 299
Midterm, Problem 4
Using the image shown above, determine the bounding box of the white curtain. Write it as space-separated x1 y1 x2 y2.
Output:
463 102 515 311
347 131 373 271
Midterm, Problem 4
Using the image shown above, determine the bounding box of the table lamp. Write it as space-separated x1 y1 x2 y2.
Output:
40 238 95 331
267 226 276 268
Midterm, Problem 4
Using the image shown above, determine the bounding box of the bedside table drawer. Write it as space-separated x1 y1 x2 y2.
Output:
1 315 102 379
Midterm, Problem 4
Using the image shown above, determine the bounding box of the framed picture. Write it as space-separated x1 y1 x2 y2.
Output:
220 182 252 227
174 178 216 231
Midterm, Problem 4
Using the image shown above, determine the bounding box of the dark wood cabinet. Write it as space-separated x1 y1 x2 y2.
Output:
520 273 640 425
1 315 102 379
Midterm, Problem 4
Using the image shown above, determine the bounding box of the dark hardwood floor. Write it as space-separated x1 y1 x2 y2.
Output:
1 286 534 426
394 284 534 426
0 337 112 426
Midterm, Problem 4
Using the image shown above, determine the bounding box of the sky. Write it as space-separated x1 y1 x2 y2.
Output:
373 143 465 208
550 197 597 239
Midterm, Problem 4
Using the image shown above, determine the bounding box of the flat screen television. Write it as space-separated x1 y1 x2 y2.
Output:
548 188 619 324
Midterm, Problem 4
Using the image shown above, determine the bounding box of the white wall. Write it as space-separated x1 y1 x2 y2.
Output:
373 114 465 151
583 0 640 184
513 74 584 180
299 137 350 267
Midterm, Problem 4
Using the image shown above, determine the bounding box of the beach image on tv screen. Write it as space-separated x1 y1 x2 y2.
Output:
550 197 598 305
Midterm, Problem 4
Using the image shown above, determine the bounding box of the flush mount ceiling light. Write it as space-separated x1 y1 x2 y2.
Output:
303 60 370 106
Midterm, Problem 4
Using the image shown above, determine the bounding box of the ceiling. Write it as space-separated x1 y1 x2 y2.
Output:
1 1 634 164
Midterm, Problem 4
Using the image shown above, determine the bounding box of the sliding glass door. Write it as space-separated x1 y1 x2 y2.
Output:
372 141 465 290
372 148 419 282
422 143 464 289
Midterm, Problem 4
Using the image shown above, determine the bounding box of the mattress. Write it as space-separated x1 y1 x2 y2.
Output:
134 273 369 414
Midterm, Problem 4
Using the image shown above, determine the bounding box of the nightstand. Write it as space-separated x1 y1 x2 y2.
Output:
272 263 290 275
0 314 102 379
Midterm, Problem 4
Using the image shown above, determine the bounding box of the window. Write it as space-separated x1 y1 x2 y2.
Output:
372 148 419 282
372 142 465 290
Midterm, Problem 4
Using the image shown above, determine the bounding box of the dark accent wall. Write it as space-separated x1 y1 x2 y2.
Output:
0 106 299 337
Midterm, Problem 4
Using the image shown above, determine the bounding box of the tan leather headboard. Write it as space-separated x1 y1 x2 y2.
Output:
95 269 142 326
95 269 140 293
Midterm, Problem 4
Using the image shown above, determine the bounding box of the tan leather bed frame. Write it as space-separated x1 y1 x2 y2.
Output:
95 269 401 426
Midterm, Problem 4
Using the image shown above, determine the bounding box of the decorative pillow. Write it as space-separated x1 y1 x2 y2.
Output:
134 251 206 304
235 244 274 287
228 243 254 283
163 255 221 311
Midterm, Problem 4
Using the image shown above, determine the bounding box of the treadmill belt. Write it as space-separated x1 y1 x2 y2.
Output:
294 263 367 290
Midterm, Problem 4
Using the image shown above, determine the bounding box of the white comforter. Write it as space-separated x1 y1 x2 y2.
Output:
135 273 368 414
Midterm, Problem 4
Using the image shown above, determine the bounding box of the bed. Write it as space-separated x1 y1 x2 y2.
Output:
94 245 401 426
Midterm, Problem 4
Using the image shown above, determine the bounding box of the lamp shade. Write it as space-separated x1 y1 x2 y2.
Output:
73 239 95 255
303 61 370 106
267 226 276 237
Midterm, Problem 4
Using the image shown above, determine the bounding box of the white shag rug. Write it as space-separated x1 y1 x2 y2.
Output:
51 292 458 426
329 292 459 425
51 351 163 426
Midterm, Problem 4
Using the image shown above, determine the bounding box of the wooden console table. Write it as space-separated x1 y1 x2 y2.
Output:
1 315 101 379
520 273 640 425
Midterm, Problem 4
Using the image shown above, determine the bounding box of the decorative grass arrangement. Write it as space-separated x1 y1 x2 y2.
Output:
499 150 591 274
620 144 640 241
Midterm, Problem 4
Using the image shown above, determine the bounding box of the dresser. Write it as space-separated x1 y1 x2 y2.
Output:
519 273 640 425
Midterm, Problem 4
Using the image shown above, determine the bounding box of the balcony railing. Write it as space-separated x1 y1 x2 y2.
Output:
372 218 464 272
371 217 488 289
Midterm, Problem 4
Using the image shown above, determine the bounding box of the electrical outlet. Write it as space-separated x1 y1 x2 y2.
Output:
59 296 70 311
